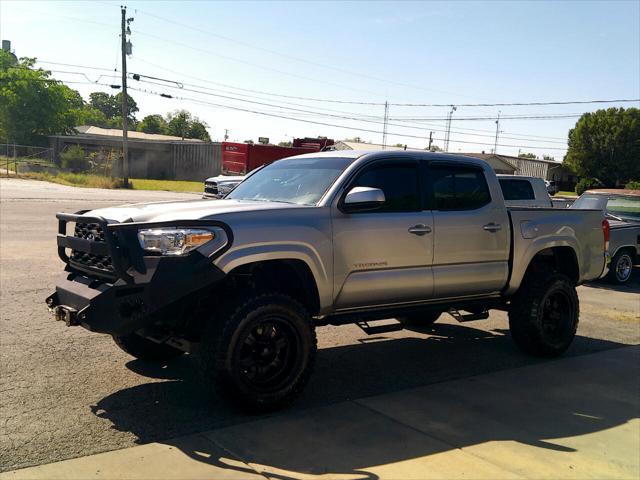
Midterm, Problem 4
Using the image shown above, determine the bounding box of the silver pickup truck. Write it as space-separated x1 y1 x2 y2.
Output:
47 151 608 410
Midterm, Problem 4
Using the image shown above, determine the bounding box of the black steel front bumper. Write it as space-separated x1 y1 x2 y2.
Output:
46 213 231 336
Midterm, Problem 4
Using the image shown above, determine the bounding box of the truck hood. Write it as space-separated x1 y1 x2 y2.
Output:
205 175 245 183
83 199 308 223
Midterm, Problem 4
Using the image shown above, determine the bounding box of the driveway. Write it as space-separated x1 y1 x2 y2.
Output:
1 178 638 472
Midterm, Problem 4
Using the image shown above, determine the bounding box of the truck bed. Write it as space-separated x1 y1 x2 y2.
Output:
505 207 606 294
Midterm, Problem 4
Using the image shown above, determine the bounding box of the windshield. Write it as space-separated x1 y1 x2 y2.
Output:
572 193 640 221
571 194 606 210
606 195 640 221
226 157 352 205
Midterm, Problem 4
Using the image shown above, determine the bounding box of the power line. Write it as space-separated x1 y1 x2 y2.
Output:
131 28 389 97
391 114 584 121
35 59 639 112
134 7 485 100
130 77 568 145
392 99 640 107
35 60 115 72
9 66 571 146
4 64 572 146
126 85 568 151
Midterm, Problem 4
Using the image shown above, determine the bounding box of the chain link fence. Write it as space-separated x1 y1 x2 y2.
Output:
1 144 56 177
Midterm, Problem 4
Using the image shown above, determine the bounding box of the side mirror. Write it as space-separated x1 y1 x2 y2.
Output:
343 187 385 212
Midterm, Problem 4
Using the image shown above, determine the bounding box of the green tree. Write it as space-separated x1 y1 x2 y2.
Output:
137 114 167 134
166 110 191 139
114 92 138 123
73 105 108 127
518 152 538 159
0 52 83 145
89 92 119 119
187 120 211 141
542 154 555 161
565 108 640 186
278 141 292 147
89 91 137 123
166 110 210 141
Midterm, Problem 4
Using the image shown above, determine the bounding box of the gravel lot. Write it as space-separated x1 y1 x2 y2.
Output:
1 178 638 472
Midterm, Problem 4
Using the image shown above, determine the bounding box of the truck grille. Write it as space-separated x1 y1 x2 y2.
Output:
70 222 115 275
204 182 218 195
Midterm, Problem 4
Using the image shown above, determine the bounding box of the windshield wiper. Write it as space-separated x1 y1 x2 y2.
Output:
606 212 624 221
238 198 296 205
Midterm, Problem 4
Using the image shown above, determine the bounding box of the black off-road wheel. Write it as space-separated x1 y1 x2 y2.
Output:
113 333 185 361
199 293 317 412
509 272 579 358
398 310 442 327
607 250 634 285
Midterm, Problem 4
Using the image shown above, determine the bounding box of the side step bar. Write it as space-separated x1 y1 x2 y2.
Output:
356 320 404 335
447 308 489 322
355 308 491 335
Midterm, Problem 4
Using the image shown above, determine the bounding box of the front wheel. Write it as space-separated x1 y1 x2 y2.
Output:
607 250 634 284
199 293 317 412
509 273 579 358
113 333 185 361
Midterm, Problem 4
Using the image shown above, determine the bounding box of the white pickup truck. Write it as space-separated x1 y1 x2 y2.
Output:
497 175 553 208
48 151 609 410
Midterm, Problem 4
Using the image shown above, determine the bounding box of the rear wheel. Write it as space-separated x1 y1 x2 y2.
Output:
198 293 316 412
113 333 185 361
509 272 579 358
398 310 442 327
607 250 634 284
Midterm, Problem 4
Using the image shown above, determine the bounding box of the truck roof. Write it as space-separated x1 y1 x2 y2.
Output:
279 149 493 169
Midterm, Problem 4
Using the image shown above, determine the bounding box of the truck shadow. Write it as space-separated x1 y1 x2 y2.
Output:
91 325 637 479
583 274 640 294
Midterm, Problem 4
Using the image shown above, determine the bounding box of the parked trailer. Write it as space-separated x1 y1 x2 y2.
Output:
222 142 318 175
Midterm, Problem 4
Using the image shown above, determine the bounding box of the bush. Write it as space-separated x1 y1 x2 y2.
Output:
625 180 640 190
60 145 89 172
576 178 604 196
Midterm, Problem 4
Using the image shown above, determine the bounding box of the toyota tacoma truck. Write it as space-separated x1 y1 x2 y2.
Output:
47 151 608 411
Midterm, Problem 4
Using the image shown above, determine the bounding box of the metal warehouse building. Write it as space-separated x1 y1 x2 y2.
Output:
49 126 222 181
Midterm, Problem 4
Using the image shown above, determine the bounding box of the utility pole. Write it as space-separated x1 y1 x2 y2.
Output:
120 6 133 187
444 106 456 152
381 101 389 150
493 111 501 154
224 129 229 141
428 131 434 151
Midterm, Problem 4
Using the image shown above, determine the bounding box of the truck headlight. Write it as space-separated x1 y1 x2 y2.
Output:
137 228 215 256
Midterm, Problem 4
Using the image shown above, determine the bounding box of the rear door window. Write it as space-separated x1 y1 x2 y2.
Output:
430 165 491 211
499 179 535 201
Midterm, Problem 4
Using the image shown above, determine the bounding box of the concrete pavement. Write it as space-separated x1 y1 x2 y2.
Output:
2 178 639 473
2 346 638 480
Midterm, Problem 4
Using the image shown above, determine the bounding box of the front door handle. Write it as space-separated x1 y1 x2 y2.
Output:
483 223 502 232
408 224 432 236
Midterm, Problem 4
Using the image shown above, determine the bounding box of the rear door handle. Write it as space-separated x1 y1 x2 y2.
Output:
408 224 432 236
483 223 502 232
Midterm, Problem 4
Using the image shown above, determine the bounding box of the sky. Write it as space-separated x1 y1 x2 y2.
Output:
1 0 639 158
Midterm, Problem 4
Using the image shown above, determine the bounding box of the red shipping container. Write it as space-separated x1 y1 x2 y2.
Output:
221 142 319 175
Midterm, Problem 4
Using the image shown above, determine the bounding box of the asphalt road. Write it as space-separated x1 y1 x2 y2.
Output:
1 178 639 472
